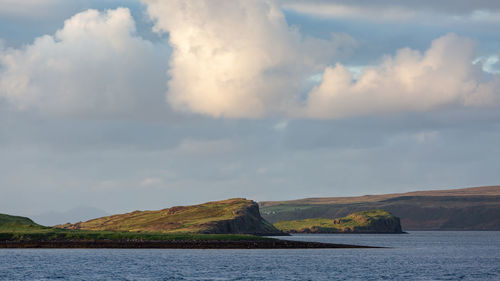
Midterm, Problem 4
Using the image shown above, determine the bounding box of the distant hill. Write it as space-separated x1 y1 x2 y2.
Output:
32 206 109 226
274 210 403 234
259 186 500 230
57 198 284 235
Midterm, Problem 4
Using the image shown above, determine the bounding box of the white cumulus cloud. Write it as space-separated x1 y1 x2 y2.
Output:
0 8 168 118
1 3 499 121
142 0 353 118
303 33 500 118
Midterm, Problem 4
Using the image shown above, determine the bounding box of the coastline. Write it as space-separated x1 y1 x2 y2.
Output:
0 239 378 249
285 231 408 234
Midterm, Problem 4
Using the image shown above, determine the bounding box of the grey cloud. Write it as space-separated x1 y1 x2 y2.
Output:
2 109 500 216
282 0 500 15
1 0 500 218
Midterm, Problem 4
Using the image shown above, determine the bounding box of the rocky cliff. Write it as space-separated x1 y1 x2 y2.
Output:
202 201 283 235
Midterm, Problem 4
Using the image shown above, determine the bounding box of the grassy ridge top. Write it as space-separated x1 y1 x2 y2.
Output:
57 198 280 234
274 210 403 233
260 185 500 207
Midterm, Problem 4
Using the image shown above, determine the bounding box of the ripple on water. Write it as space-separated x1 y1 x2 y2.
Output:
0 231 499 280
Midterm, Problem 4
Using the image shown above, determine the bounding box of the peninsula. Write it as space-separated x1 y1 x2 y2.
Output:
274 210 404 234
0 200 377 249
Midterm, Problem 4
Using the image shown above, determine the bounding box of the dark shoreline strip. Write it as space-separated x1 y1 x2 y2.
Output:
0 239 379 249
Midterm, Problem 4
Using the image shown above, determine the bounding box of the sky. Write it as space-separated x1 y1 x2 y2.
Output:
1 0 500 222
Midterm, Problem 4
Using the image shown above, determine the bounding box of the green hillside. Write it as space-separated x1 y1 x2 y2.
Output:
57 198 283 235
0 213 47 232
274 210 403 233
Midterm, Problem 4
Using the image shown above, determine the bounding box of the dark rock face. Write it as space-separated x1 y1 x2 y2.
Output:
203 202 286 235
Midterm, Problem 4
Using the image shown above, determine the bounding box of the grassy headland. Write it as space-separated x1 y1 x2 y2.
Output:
274 209 403 233
56 198 283 235
0 213 267 241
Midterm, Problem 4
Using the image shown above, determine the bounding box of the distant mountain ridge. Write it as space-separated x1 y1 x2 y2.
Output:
31 206 109 226
260 185 500 207
259 186 500 230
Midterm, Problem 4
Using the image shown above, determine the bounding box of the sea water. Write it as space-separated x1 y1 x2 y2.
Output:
0 231 499 280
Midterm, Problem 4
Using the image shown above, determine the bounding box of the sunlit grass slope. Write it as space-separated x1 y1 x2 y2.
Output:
274 209 403 233
56 198 282 235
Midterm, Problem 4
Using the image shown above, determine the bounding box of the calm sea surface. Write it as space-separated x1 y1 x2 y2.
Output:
1 231 499 280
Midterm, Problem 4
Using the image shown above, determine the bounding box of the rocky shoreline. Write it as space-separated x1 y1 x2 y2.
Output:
0 239 377 249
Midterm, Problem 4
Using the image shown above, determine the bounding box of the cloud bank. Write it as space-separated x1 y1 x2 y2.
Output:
142 0 352 118
282 0 500 23
304 34 500 118
0 8 167 118
0 2 499 120
142 0 500 119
